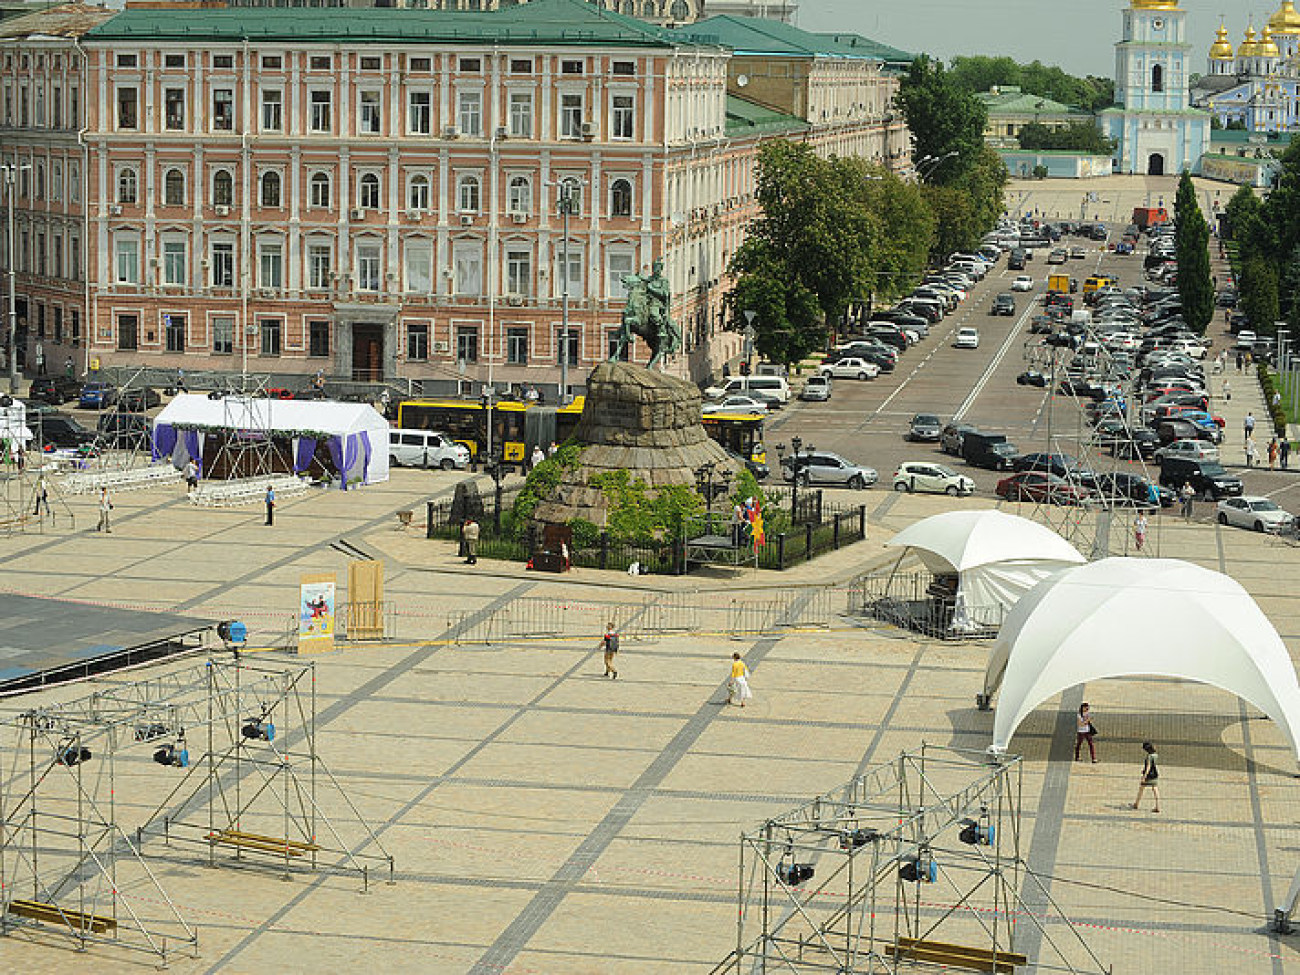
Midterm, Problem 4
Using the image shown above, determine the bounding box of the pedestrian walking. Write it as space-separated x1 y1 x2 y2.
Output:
264 484 275 526
32 477 50 519
1074 703 1098 762
1236 351 1244 372
728 652 753 707
184 458 199 493
1223 379 1231 401
1180 481 1195 520
1274 392 1283 411
1246 437 1260 468
96 486 113 533
1269 437 1279 471
175 367 186 392
530 445 545 471
1245 412 1256 440
601 622 619 679
1283 439 1292 470
64 355 74 378
547 441 558 458
461 516 479 564
1132 741 1161 812
1134 512 1148 551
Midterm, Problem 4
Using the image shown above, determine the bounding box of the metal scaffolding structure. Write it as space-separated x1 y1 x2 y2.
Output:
710 745 1109 975
0 657 393 965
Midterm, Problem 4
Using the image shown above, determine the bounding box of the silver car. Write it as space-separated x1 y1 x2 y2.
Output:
782 450 878 490
1216 496 1294 534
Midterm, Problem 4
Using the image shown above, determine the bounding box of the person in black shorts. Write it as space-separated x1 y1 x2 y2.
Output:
1132 741 1160 813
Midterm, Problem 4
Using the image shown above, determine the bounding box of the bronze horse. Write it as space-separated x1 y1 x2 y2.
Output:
609 260 681 369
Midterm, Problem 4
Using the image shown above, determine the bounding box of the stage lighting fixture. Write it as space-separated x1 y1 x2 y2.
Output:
241 718 275 742
207 390 224 401
217 620 248 648
153 742 189 768
135 722 169 742
959 818 995 847
57 746 92 767
899 853 936 883
776 862 815 886
839 828 879 850
0 394 12 408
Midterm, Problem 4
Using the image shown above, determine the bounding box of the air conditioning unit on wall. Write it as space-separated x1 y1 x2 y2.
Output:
460 214 474 226
214 205 230 217
433 340 450 353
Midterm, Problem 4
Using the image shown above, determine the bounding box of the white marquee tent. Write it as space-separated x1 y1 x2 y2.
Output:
151 394 390 489
885 510 1086 631
984 557 1300 762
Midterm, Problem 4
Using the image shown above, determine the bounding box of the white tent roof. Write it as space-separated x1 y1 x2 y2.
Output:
985 557 1300 762
886 510 1085 573
153 394 385 437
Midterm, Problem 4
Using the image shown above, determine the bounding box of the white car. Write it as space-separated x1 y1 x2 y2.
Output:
820 357 881 381
1011 275 1035 292
702 394 770 415
388 429 471 470
954 327 981 349
1217 496 1294 534
892 462 975 496
1155 438 1219 463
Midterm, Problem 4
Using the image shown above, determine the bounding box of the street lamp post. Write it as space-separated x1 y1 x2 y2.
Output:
556 179 580 406
1 163 30 394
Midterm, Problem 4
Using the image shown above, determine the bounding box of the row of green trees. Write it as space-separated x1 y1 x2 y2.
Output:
1173 171 1215 334
1222 140 1300 334
1016 121 1115 156
725 56 1007 366
945 55 1115 112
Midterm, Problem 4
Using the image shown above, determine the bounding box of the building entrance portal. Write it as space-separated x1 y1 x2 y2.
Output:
1147 153 1165 176
352 323 384 382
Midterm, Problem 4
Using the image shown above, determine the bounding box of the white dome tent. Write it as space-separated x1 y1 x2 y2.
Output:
983 557 1300 763
885 510 1086 633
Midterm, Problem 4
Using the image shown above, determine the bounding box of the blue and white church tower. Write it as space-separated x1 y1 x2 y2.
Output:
1101 0 1210 175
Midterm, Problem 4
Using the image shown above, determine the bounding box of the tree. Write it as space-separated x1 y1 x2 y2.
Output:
894 55 988 182
1240 255 1281 335
1264 138 1300 261
1222 184 1261 242
946 55 1114 111
1281 245 1300 327
726 239 826 366
1174 172 1214 334
1016 121 1116 155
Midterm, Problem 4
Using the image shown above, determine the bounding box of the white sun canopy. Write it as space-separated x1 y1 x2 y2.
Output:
985 557 1300 762
886 510 1086 631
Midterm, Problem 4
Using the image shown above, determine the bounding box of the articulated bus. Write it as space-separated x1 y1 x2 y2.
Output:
701 413 767 467
395 398 585 463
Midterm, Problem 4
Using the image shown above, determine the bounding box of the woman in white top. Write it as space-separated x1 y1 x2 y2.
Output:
1074 702 1096 762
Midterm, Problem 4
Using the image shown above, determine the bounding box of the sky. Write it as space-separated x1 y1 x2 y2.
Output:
795 0 1289 79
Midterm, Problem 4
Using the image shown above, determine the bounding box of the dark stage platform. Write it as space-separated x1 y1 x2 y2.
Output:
0 593 213 695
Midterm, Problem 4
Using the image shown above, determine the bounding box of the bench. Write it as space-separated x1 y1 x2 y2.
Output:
7 898 118 934
886 936 1027 973
207 829 321 857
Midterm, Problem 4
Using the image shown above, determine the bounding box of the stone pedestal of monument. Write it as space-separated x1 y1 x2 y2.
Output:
531 362 737 527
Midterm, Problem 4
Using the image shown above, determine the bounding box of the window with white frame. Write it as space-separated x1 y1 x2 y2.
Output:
260 318 282 356
560 93 583 137
33 85 43 127
611 94 634 139
359 173 380 209
162 239 186 285
211 241 234 287
117 168 137 204
51 161 61 202
557 177 583 216
69 233 80 280
212 315 234 354
307 243 331 289
164 168 185 207
213 88 234 130
555 242 583 297
610 178 632 217
117 87 137 129
260 171 281 207
507 175 530 214
165 88 185 130
457 174 480 212
309 90 332 132
408 91 431 134
453 242 482 295
408 174 430 211
607 327 631 362
310 172 330 208
357 242 381 291
607 250 635 298
506 326 528 364
258 240 283 289
555 324 579 365
213 169 234 207
115 236 139 284
456 325 478 363
404 239 432 292
505 248 531 296
69 162 78 203
261 89 282 131
508 91 533 137
457 90 482 135
359 90 381 134
407 321 429 361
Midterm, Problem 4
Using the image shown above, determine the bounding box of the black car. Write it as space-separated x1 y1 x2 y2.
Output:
119 387 162 411
1090 473 1173 509
940 422 978 456
1016 370 1048 387
1113 428 1161 459
1014 452 1079 479
29 411 96 449
28 375 81 405
991 293 1016 316
1158 457 1243 500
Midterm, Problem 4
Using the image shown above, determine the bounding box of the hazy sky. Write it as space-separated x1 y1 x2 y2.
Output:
795 0 1288 79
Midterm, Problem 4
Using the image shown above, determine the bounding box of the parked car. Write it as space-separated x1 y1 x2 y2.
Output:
1217 496 1294 534
781 450 877 489
991 293 1016 316
703 375 791 404
953 327 981 349
28 376 81 405
907 413 943 442
1014 452 1079 479
1090 473 1172 509
892 462 975 496
819 357 880 381
995 472 1091 505
940 422 979 456
1011 275 1035 292
78 382 119 409
703 394 773 415
1069 246 1087 259
1016 370 1048 387
1155 438 1220 463
1047 248 1068 264
799 375 832 402
388 429 471 470
962 431 1019 471
28 411 96 449
1158 456 1243 500
119 386 162 412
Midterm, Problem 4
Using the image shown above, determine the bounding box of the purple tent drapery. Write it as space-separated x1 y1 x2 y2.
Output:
152 423 177 463
181 429 202 476
294 436 317 474
327 434 359 490
360 431 372 482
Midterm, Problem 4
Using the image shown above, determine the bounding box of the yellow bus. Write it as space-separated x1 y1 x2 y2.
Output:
395 398 585 463
702 413 767 466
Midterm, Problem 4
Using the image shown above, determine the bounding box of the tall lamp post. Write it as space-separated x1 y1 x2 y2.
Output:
1 163 30 394
777 436 810 523
556 179 581 406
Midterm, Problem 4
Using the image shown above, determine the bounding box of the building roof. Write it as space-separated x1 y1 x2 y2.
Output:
811 31 914 67
0 2 116 40
976 87 1089 117
85 0 676 47
1209 128 1294 147
724 92 808 136
671 14 906 61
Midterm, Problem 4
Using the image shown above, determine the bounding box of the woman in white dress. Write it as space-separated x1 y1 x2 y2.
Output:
729 653 753 707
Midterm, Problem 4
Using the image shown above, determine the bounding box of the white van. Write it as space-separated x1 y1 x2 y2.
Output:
703 375 791 404
389 429 471 469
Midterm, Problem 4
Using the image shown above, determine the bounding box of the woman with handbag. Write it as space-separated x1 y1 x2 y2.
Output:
1132 741 1161 812
1074 702 1097 762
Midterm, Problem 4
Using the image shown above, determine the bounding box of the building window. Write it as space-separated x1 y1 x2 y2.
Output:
408 175 430 211
457 91 482 135
506 326 528 364
557 177 583 216
407 321 429 361
213 89 234 130
53 306 63 344
261 89 282 131
164 168 185 206
213 54 233 69
260 171 281 208
212 242 234 287
162 240 186 285
607 250 635 298
259 242 283 289
612 60 635 76
310 90 332 132
164 313 186 352
260 318 282 356
71 308 80 343
561 59 583 75
457 175 480 212
117 53 137 68
34 86 43 127
309 320 330 357
310 55 332 71
505 248 531 296
612 95 634 139
405 239 432 292
408 56 431 72
509 58 532 74
456 325 479 363
70 87 79 128
610 178 632 217
165 88 185 129
359 91 381 134
508 92 533 137
261 54 282 69
117 168 138 204
1152 64 1163 93
458 57 481 72
117 87 137 129
51 162 61 202
213 170 234 207
34 165 44 201
52 235 62 277
408 91 431 134
115 237 139 284
52 86 61 128
359 173 380 209
310 172 330 208
607 328 631 362
117 314 138 351
555 326 579 366
69 233 80 279
556 244 582 297
357 242 381 291
308 243 331 289
360 55 381 71
212 315 234 354
35 232 45 275
453 245 482 295
560 93 583 137
165 54 185 68
507 176 531 214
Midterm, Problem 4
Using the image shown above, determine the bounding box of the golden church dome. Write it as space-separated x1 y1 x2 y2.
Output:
1131 0 1179 8
1260 26 1281 56
1269 0 1300 35
1239 25 1260 57
1210 23 1235 59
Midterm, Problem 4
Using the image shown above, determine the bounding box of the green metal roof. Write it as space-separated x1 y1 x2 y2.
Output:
977 88 1089 117
85 0 676 47
1210 129 1295 146
724 93 808 137
670 14 905 61
812 32 914 66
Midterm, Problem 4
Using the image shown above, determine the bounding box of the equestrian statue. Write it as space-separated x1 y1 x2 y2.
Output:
609 258 682 369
